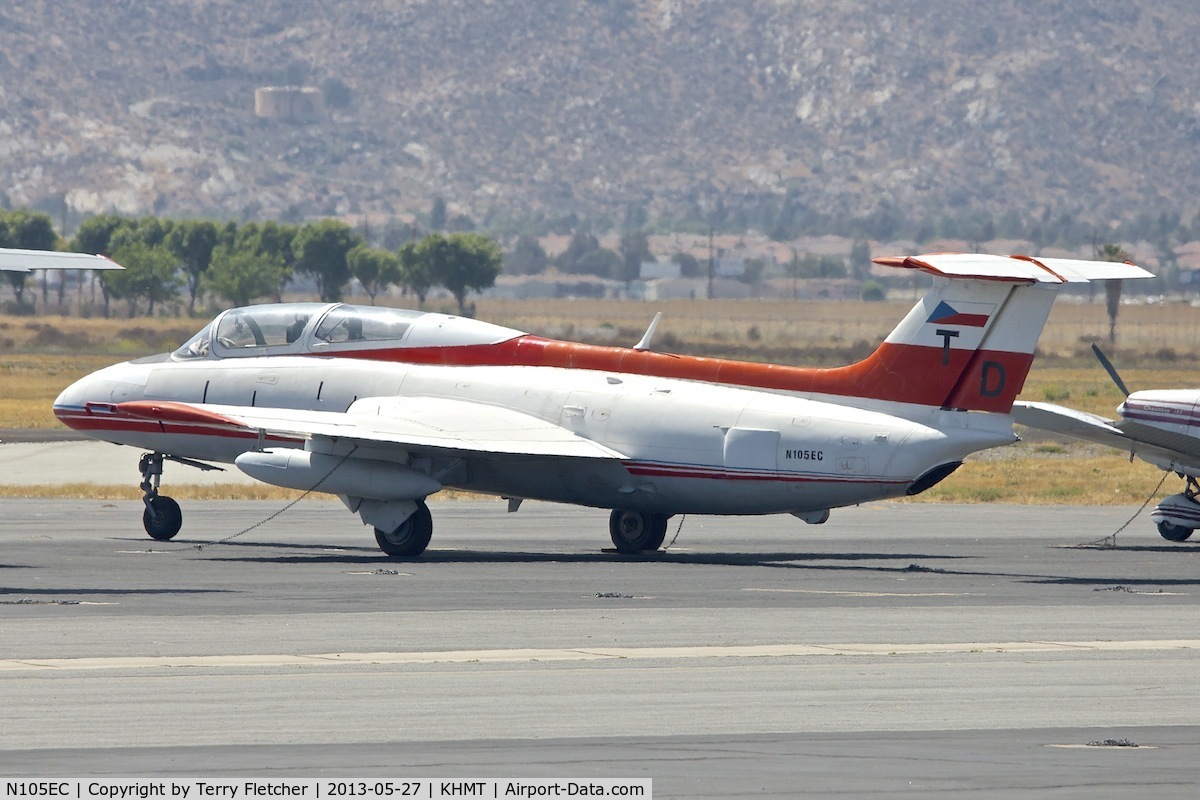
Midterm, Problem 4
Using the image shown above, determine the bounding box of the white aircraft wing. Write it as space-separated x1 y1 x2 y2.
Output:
114 396 628 460
0 248 123 272
1012 400 1200 474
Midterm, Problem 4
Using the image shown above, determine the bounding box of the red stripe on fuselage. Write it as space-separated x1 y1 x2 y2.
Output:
623 461 907 485
318 336 1032 412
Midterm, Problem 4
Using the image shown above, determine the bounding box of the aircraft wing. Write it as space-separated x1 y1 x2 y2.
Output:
0 248 123 272
114 397 628 461
1011 401 1200 474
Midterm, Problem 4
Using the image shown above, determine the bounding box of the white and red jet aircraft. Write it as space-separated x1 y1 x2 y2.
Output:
52 252 1151 556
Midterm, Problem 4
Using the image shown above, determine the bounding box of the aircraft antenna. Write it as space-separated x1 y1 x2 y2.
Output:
633 312 663 351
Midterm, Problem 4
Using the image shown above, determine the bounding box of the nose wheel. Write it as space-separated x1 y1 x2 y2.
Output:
139 452 183 541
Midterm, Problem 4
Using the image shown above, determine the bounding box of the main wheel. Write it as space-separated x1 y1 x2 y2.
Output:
609 510 668 553
374 502 433 557
1157 519 1194 542
143 496 183 541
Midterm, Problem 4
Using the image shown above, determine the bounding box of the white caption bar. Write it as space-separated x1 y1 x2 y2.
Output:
2 781 651 800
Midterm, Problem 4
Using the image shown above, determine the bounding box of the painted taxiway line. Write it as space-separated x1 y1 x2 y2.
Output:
2 640 1199 673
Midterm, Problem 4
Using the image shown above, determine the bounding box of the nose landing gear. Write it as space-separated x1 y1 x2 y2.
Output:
137 452 223 541
140 453 182 541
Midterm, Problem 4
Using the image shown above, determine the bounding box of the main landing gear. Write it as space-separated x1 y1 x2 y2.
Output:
1151 476 1200 543
608 510 669 553
373 501 434 557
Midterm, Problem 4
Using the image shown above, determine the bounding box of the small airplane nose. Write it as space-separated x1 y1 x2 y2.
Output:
52 361 149 433
53 374 98 431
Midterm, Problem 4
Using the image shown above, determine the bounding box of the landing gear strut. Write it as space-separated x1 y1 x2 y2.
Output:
608 510 669 553
140 452 182 541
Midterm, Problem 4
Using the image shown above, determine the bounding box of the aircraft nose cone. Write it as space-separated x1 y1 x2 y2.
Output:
53 375 95 430
52 361 148 433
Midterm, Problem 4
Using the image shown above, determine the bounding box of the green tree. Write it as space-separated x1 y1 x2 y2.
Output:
399 233 502 316
70 214 126 256
437 233 503 316
849 239 872 281
671 251 701 278
104 241 181 317
556 231 619 276
556 231 602 274
429 197 447 231
617 230 652 286
293 220 359 302
397 238 437 306
203 245 288 307
1 209 59 306
1097 243 1132 344
71 214 129 315
347 244 401 305
0 216 24 306
230 221 297 301
504 234 548 275
783 250 803 299
110 215 173 249
166 220 219 315
6 209 58 250
740 258 767 285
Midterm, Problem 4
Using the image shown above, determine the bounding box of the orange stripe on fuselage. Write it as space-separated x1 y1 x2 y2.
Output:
319 335 1033 412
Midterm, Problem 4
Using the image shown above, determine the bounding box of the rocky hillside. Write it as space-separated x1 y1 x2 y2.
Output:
2 0 1198 229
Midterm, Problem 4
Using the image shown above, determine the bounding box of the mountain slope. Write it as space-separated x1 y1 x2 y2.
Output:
2 0 1197 227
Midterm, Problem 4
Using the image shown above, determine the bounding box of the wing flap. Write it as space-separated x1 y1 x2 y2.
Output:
116 396 627 460
1117 420 1200 462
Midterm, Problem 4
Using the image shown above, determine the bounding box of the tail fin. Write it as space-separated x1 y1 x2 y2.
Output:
841 253 1153 412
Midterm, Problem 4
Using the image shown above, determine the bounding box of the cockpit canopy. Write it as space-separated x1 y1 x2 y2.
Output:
173 302 523 360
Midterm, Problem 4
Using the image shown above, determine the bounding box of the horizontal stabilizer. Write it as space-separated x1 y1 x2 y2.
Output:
0 248 123 273
874 253 1153 284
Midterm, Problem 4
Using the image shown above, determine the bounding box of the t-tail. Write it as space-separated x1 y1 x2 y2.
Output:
834 253 1153 412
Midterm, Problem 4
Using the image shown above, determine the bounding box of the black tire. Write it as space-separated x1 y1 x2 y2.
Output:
609 510 668 553
1157 520 1194 542
143 496 183 541
374 502 433 557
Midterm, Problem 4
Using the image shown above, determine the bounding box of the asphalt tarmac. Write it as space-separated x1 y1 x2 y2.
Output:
3 497 1200 797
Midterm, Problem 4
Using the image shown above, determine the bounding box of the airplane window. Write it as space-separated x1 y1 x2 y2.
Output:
315 305 421 344
214 304 326 351
173 322 214 359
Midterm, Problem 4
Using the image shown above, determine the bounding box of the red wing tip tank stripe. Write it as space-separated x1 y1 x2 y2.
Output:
115 400 242 427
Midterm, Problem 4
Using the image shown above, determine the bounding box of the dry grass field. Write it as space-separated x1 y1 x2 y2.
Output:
2 295 1197 505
